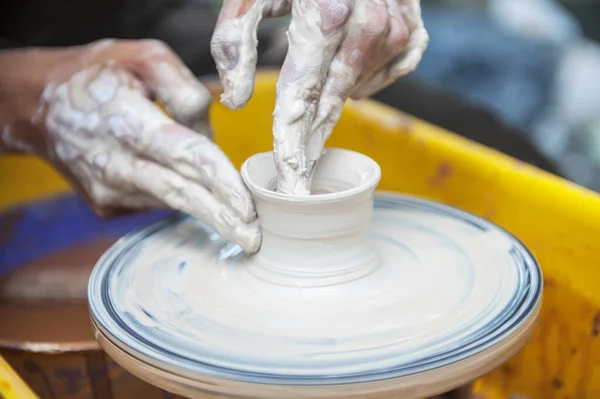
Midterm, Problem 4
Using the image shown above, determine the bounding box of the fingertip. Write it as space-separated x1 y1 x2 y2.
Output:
215 57 256 109
220 84 253 110
212 47 255 110
237 221 262 254
167 82 212 126
225 187 256 223
92 205 114 219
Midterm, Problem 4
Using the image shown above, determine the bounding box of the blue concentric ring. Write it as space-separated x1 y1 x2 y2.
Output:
88 193 542 385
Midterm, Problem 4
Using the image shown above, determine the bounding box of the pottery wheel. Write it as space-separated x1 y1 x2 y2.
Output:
89 149 542 398
89 195 541 385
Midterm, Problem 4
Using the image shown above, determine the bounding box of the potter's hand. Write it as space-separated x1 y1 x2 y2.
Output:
211 0 428 194
0 40 261 253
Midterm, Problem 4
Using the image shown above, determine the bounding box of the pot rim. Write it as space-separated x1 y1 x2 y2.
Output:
241 148 382 204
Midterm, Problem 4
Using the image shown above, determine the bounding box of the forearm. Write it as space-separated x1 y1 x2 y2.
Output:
0 49 44 154
0 48 77 155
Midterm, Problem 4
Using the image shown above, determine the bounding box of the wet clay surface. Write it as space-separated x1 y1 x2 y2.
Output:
0 239 117 346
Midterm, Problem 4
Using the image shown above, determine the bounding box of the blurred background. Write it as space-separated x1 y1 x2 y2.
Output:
411 0 600 192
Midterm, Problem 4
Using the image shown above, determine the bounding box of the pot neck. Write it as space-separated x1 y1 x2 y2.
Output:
249 190 380 287
241 149 382 288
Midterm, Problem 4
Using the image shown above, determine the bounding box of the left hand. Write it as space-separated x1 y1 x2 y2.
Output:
0 40 261 253
211 0 428 194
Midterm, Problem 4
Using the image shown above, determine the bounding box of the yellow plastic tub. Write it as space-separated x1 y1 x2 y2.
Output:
0 355 39 399
2 71 600 399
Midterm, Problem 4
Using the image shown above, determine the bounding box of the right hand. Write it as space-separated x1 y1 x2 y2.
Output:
211 0 427 195
0 39 261 253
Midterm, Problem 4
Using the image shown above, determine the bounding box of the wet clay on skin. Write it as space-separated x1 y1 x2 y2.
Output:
211 0 429 196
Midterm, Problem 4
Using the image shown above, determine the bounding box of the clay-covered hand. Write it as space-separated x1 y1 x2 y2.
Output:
0 40 260 253
211 0 428 194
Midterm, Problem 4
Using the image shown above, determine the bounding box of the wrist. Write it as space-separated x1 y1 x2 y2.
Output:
0 47 77 155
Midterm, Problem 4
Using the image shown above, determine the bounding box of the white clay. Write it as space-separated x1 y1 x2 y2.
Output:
272 0 349 195
89 148 542 399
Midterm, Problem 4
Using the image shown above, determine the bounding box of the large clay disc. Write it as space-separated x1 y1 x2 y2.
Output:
89 193 541 398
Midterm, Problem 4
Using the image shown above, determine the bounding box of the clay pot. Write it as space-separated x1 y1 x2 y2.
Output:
240 148 381 287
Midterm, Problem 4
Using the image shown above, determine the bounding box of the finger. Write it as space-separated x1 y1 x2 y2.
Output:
91 39 214 135
305 0 390 182
350 0 411 89
109 110 256 223
94 150 261 253
350 0 428 99
64 153 167 214
273 0 351 195
211 0 291 109
349 26 427 99
50 157 125 219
